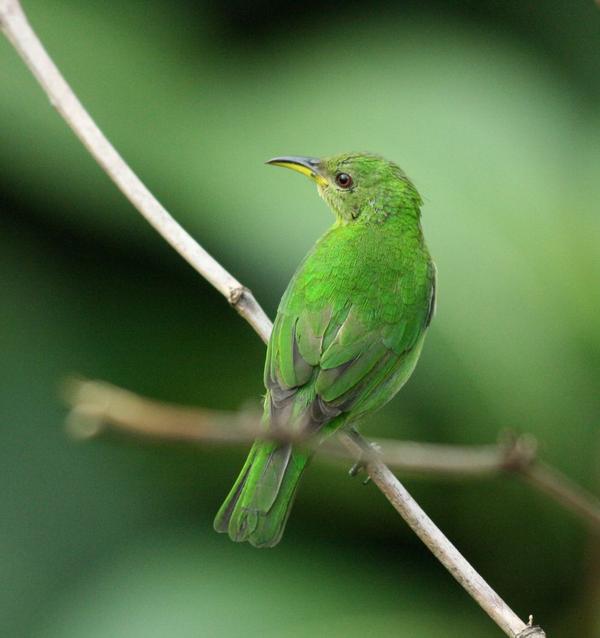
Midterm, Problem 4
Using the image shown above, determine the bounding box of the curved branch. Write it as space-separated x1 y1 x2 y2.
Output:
0 0 271 343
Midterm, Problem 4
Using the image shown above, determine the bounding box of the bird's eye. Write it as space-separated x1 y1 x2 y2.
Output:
335 172 353 189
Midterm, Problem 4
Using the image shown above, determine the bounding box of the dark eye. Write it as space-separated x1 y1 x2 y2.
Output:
335 172 353 189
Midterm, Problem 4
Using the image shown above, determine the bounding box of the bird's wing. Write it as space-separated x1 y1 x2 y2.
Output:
264 261 436 433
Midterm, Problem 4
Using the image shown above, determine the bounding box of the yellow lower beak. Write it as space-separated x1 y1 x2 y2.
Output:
266 156 328 187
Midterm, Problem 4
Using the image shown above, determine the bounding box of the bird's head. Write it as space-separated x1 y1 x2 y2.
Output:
267 152 422 224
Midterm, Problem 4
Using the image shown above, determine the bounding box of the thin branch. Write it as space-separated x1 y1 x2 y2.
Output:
65 377 600 534
2 2 546 636
521 463 600 534
64 378 259 445
343 432 544 638
0 0 271 343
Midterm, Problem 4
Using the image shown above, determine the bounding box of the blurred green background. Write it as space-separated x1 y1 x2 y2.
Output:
1 1 599 636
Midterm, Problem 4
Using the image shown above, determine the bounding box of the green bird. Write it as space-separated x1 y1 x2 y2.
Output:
214 152 436 548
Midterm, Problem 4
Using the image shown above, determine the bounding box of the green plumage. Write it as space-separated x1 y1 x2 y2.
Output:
214 152 435 547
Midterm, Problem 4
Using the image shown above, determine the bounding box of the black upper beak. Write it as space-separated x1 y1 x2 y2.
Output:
266 155 321 169
266 156 327 185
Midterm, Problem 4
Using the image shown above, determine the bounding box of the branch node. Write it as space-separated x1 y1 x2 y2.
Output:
500 432 538 473
228 285 247 307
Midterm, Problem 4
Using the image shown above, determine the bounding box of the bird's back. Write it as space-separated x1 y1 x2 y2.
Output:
265 215 435 435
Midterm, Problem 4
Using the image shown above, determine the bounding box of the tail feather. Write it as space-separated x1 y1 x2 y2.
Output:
214 441 310 548
250 450 308 547
213 444 257 534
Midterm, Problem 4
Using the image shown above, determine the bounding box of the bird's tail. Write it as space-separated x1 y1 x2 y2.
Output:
214 440 310 548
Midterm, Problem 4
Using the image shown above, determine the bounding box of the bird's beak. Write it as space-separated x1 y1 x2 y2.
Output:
266 156 328 187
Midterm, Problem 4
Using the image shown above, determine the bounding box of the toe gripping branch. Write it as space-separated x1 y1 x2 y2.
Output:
347 429 382 484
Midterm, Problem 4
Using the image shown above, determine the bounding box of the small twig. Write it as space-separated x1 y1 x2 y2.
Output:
2 2 547 635
521 463 600 535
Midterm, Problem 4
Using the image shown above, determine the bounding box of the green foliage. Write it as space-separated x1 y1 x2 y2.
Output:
1 1 599 636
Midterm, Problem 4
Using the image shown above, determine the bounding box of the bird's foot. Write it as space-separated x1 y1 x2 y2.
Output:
348 461 371 485
347 428 380 484
348 441 380 484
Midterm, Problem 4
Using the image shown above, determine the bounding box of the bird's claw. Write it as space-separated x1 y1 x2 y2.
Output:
347 430 379 484
348 460 373 485
348 460 371 485
348 460 363 477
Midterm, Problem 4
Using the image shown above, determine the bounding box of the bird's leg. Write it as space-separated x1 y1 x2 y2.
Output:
347 427 364 477
346 427 380 484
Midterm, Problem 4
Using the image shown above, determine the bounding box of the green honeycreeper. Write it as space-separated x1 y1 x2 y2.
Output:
214 153 436 547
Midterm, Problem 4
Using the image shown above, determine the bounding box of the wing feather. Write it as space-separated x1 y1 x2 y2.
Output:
263 248 436 437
